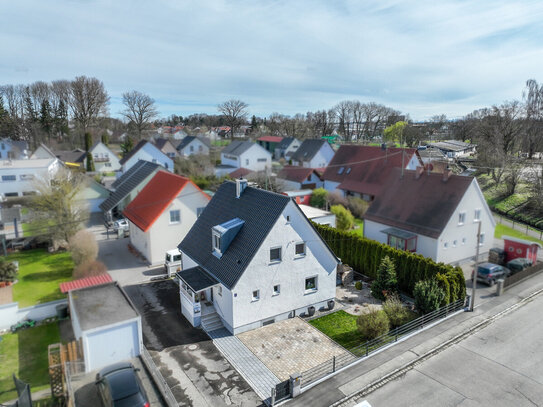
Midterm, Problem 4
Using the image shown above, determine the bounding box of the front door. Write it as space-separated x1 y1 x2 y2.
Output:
210 287 214 303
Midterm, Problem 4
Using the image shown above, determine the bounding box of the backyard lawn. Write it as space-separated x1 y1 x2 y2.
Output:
350 218 364 236
0 322 60 403
10 249 73 307
495 223 543 246
309 310 361 350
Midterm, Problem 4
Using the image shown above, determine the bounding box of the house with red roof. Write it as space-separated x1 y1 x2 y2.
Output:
276 165 323 191
256 135 283 154
123 171 210 265
322 145 422 201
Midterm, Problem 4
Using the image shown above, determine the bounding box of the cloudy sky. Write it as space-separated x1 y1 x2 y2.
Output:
2 0 543 121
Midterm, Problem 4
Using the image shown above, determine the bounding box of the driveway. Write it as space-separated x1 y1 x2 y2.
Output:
124 280 261 407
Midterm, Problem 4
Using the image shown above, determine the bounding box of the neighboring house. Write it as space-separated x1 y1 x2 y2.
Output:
32 144 86 168
123 171 210 265
0 158 61 198
153 138 179 160
67 281 142 373
322 145 422 201
290 139 334 168
0 139 29 159
282 190 312 205
298 204 336 227
176 180 339 335
76 177 110 213
89 142 121 172
256 136 283 155
428 140 476 158
275 137 301 160
417 146 447 165
119 140 174 173
228 167 253 179
276 166 323 191
176 136 210 157
99 160 161 221
216 141 271 176
364 168 496 265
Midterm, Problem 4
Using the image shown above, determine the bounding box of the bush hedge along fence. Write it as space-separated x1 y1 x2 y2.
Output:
313 223 466 303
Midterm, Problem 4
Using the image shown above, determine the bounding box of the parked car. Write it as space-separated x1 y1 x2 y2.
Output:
113 219 129 232
474 262 511 286
95 362 149 407
506 258 533 274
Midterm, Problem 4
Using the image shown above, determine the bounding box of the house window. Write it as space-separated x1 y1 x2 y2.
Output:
152 159 157 163
286 215 290 222
462 237 467 245
212 232 221 253
217 285 222 297
20 174 34 181
387 234 417 252
508 246 514 252
197 207 205 217
474 209 481 222
257 158 267 162
346 167 351 174
270 247 282 262
105 163 112 167
4 192 18 197
199 145 203 152
337 167 345 174
453 240 457 247
480 233 485 245
170 210 181 223
246 159 249 166
2 175 16 182
295 242 306 256
458 212 466 225
444 242 449 249
252 290 260 301
190 145 194 152
406 238 416 252
273 284 280 295
305 276 317 292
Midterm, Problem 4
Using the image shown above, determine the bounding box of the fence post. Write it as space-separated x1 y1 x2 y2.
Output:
366 343 369 356
271 387 276 406
332 356 336 372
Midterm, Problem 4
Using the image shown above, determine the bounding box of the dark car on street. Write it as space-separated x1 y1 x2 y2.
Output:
95 362 149 407
506 258 533 274
475 262 511 286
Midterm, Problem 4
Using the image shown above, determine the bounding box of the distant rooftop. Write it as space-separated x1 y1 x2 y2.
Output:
0 158 56 169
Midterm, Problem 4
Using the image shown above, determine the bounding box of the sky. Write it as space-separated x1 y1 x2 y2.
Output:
1 0 543 121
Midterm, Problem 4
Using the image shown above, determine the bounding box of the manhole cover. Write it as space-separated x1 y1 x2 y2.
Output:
188 344 198 351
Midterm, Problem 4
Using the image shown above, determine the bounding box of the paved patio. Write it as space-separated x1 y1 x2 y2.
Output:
0 285 12 305
237 317 351 381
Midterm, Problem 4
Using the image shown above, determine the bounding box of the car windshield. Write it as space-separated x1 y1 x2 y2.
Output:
107 370 139 401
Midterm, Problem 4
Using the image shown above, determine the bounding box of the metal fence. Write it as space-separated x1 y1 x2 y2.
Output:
271 379 291 405
64 361 86 407
504 263 543 288
140 345 178 407
300 298 467 389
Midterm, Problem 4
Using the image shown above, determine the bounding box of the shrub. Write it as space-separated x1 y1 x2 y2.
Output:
327 191 348 207
0 259 18 282
357 308 390 340
355 281 363 290
383 294 413 328
73 260 107 280
414 279 445 314
310 188 328 209
331 205 354 231
347 197 370 219
435 273 450 306
371 256 398 301
69 230 98 266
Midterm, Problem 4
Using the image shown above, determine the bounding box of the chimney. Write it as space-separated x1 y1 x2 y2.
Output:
415 166 424 179
236 178 248 198
442 169 452 182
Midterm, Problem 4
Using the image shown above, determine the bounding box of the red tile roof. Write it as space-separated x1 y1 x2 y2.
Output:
257 136 284 143
277 166 322 183
123 171 208 232
60 273 112 293
229 167 253 178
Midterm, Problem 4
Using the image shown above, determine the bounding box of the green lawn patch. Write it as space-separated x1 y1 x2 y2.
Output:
350 218 364 236
309 310 362 350
10 249 73 307
0 322 60 403
495 224 543 246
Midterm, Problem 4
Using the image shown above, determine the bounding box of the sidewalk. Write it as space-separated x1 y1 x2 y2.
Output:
287 270 543 406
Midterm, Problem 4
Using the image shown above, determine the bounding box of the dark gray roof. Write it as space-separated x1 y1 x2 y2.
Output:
54 149 86 163
221 141 255 156
277 137 297 150
178 181 290 289
290 139 326 162
119 140 148 165
100 160 160 212
70 282 139 331
176 266 219 292
176 136 195 151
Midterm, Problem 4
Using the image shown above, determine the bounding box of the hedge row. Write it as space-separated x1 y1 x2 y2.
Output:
490 205 543 230
314 223 465 302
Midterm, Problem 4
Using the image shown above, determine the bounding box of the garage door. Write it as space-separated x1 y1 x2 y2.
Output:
84 321 140 371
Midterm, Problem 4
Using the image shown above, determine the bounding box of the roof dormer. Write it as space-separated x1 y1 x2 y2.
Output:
212 217 245 258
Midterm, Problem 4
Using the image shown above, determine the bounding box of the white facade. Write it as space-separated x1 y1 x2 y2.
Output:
128 183 209 265
122 143 174 173
90 142 121 172
178 138 210 157
0 139 29 160
220 144 272 172
364 179 495 265
0 158 61 198
293 143 335 168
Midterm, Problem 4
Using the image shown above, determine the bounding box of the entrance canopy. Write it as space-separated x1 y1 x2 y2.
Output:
176 266 219 293
381 227 417 240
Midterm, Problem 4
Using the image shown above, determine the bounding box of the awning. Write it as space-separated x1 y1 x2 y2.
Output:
176 266 219 292
380 227 417 240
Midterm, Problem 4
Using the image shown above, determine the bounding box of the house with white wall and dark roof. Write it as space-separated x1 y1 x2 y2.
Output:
216 141 271 176
290 139 335 168
176 136 210 157
119 140 174 173
176 180 339 335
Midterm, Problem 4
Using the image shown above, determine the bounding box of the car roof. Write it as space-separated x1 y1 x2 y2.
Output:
106 369 140 400
98 361 134 377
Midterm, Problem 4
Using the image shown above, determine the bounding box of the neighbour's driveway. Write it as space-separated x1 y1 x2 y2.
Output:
124 280 261 407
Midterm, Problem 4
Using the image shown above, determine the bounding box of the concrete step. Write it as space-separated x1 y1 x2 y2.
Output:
203 320 224 331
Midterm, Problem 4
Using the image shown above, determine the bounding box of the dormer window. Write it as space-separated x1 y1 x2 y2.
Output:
337 167 345 175
212 218 245 258
346 168 351 174
212 231 221 254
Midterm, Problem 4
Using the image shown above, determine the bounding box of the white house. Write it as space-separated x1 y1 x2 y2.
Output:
275 137 301 160
216 141 271 176
153 138 179 160
428 140 476 158
176 180 339 335
290 139 334 168
298 204 336 227
276 166 323 191
177 136 211 157
119 140 174 173
363 168 496 265
123 171 210 265
0 139 29 160
89 142 121 172
0 158 61 198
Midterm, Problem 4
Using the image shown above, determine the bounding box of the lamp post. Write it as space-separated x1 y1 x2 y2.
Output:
470 221 482 311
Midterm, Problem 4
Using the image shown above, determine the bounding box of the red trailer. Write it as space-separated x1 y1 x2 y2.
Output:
503 235 541 263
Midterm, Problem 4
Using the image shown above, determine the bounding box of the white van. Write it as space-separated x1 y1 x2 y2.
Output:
165 249 182 277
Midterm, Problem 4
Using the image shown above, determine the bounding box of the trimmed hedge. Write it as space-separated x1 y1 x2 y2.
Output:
314 223 466 303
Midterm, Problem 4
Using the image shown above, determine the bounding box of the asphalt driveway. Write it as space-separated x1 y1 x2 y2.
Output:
124 280 261 407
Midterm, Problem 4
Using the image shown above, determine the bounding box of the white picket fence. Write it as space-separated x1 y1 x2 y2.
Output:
0 298 67 330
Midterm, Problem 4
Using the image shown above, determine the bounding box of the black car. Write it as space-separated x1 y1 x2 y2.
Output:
95 362 149 407
475 262 511 286
506 258 533 274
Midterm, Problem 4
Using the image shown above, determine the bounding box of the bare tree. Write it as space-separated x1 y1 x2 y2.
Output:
121 90 158 138
218 99 248 139
69 76 109 145
523 79 543 158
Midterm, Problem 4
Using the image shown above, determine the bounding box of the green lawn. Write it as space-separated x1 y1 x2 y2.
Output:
350 218 364 236
495 223 543 246
0 322 60 403
309 310 362 350
10 249 74 307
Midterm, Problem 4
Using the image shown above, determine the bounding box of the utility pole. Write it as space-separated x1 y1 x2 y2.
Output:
470 221 482 311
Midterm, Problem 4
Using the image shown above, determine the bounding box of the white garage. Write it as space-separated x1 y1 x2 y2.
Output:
69 282 142 372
